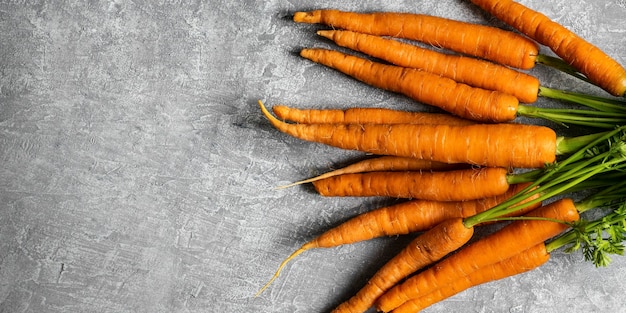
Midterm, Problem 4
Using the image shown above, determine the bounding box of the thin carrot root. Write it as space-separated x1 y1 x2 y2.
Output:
255 243 315 297
276 156 466 189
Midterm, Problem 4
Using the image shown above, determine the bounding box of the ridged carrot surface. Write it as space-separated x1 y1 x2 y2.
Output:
300 48 520 123
260 100 557 169
293 9 539 69
470 0 626 97
376 198 580 312
317 29 541 103
311 167 510 201
272 105 475 126
391 243 550 313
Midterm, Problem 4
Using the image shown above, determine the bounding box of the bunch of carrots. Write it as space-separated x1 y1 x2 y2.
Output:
256 1 626 312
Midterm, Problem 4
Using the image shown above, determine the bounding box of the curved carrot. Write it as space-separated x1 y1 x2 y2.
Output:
272 105 475 126
331 218 473 313
259 100 558 169
375 198 580 312
300 48 519 123
311 167 511 201
278 156 467 189
293 9 539 69
470 0 626 97
317 29 541 103
391 243 550 313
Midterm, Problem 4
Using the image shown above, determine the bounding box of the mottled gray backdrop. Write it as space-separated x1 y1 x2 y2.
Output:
1 0 625 312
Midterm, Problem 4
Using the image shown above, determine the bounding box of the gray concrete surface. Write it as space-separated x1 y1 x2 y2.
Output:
1 1 625 312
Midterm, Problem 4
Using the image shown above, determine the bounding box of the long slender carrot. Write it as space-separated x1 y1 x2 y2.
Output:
278 156 467 189
311 167 513 201
391 243 550 313
293 9 539 69
317 29 541 103
469 0 626 97
272 105 475 126
259 100 572 169
330 218 473 313
300 48 519 123
375 198 580 312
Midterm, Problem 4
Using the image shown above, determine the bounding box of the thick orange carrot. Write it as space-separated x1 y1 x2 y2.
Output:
330 218 474 313
293 9 539 69
376 198 580 312
317 29 541 103
470 0 626 97
259 100 558 169
391 243 550 313
272 105 475 126
278 156 467 189
300 48 519 123
311 167 511 201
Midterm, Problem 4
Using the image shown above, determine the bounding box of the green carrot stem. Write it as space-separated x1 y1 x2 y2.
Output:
555 130 617 155
517 105 626 129
538 86 626 112
535 54 591 83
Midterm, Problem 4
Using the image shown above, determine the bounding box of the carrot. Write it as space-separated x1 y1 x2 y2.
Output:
469 0 626 97
311 167 514 201
293 9 539 69
375 198 580 312
300 48 519 123
391 243 550 313
272 105 475 126
330 218 473 313
278 156 467 189
259 100 601 169
316 29 540 103
255 182 538 299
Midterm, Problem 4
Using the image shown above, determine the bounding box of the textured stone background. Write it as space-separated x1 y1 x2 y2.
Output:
1 1 625 312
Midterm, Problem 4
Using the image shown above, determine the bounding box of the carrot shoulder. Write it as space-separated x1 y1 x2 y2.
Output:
272 105 475 125
391 243 550 313
470 0 626 97
259 100 558 169
293 9 539 69
376 198 580 312
300 48 520 123
331 218 473 313
311 167 511 201
317 29 541 103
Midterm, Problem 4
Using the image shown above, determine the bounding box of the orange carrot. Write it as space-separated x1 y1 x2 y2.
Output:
316 29 541 103
391 243 550 313
259 100 558 169
470 0 626 97
323 182 539 238
272 105 475 126
300 48 520 123
311 167 511 201
278 156 467 189
376 198 580 312
330 218 474 313
293 9 539 69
